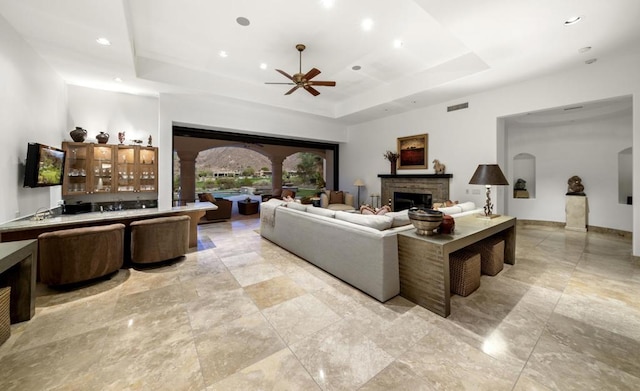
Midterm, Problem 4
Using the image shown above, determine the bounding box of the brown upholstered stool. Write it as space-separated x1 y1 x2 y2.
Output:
0 287 10 346
130 215 190 264
469 237 505 276
38 224 125 286
449 249 481 297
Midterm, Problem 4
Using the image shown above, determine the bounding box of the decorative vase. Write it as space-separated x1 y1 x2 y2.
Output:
117 132 125 144
439 215 455 234
390 161 397 175
96 131 110 144
69 127 87 142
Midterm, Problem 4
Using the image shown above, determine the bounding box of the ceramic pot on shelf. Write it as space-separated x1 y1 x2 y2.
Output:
96 131 110 144
69 127 87 142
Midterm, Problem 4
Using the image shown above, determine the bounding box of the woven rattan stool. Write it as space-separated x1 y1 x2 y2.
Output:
0 287 10 346
469 237 505 276
449 249 481 296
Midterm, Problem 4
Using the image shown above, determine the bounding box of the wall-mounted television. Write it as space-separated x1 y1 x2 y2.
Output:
23 143 66 188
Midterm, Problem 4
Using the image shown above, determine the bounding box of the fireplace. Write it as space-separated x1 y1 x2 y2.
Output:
379 174 452 211
394 192 432 211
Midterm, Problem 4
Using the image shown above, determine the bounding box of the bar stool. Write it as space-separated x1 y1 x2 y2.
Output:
130 216 190 264
38 223 125 286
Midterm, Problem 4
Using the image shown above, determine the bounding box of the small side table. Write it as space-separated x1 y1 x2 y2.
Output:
238 200 259 215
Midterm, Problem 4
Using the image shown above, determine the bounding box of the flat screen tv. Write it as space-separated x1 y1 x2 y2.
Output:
23 143 66 188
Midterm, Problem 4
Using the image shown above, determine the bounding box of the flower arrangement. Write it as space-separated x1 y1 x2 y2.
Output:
383 150 399 162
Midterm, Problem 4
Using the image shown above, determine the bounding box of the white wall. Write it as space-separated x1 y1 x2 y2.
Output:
345 49 640 254
506 113 633 231
157 93 348 208
0 15 67 223
67 86 159 146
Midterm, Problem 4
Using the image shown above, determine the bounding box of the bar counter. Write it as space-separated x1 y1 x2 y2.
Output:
0 202 217 248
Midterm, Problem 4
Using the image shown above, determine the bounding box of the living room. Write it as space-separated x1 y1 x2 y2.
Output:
1 1 640 389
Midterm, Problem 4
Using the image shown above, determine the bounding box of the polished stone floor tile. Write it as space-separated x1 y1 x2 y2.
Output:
208 348 320 390
290 320 395 390
262 293 341 345
194 311 286 386
243 275 307 309
1 218 638 390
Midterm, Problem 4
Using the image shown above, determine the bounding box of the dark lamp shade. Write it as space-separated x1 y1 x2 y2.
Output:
469 164 509 186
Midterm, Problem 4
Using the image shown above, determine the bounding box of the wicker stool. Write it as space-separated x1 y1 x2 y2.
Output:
39 224 125 286
469 237 505 276
449 249 481 297
0 287 10 346
130 216 190 264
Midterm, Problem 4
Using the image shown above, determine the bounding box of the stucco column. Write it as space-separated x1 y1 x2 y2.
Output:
271 155 285 193
177 150 199 205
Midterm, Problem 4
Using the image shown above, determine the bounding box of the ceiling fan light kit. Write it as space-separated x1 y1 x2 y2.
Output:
265 44 336 96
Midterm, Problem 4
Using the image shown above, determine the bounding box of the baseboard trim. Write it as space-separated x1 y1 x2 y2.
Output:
517 219 632 240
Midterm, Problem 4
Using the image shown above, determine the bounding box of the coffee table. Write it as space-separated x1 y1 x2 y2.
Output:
397 215 516 317
238 200 259 215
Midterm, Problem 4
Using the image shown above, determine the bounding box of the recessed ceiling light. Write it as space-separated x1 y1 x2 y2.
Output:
585 58 597 65
564 16 582 25
352 65 361 71
219 51 228 58
361 18 374 31
578 46 592 53
393 39 404 48
320 0 335 8
113 77 123 83
236 17 250 26
96 37 111 46
260 63 267 70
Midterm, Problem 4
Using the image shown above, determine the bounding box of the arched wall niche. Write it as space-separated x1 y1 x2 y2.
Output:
513 153 535 199
618 147 632 204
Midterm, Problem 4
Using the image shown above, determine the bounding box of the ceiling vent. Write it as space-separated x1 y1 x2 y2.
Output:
447 102 469 112
564 106 583 111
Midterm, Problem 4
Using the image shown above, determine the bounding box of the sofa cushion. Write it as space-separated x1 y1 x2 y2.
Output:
286 202 307 212
307 206 336 218
335 212 393 231
437 205 463 215
386 210 412 227
329 190 344 204
457 201 476 212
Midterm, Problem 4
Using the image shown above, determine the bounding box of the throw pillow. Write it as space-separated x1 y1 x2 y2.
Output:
200 193 216 203
457 201 476 212
329 190 344 204
376 205 391 215
360 205 376 215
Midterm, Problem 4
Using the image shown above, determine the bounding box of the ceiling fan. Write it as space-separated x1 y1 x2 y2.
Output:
265 44 336 96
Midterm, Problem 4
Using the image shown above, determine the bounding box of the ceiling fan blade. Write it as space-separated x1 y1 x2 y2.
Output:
308 81 336 87
304 68 321 80
265 82 295 85
276 69 294 81
285 85 300 95
304 85 321 96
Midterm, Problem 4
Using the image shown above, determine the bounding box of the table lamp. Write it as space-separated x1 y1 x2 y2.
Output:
468 164 509 218
353 178 365 206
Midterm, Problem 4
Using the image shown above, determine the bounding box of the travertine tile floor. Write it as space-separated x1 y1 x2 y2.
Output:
1 217 639 390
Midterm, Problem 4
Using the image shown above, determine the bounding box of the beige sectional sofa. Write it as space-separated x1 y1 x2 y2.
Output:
260 199 413 302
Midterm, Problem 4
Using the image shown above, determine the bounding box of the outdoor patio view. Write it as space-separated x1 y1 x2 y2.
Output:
173 147 325 203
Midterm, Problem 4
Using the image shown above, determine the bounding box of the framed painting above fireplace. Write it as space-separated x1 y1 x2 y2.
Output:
397 133 428 169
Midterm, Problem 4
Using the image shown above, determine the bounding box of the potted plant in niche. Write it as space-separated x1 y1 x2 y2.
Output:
383 151 400 175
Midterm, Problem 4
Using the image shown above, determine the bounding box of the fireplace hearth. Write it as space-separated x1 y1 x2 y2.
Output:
379 174 452 211
394 192 432 211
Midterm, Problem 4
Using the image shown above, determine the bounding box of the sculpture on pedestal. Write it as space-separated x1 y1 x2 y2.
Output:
566 175 585 196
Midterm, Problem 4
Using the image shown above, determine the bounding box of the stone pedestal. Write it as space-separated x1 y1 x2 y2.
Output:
565 196 588 232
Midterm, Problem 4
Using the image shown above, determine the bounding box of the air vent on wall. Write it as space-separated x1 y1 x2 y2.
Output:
563 106 583 111
447 102 469 112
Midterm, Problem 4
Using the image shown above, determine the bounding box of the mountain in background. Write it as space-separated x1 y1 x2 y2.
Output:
194 147 301 173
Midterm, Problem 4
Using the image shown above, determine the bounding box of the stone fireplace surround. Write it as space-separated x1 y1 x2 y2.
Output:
379 174 453 211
